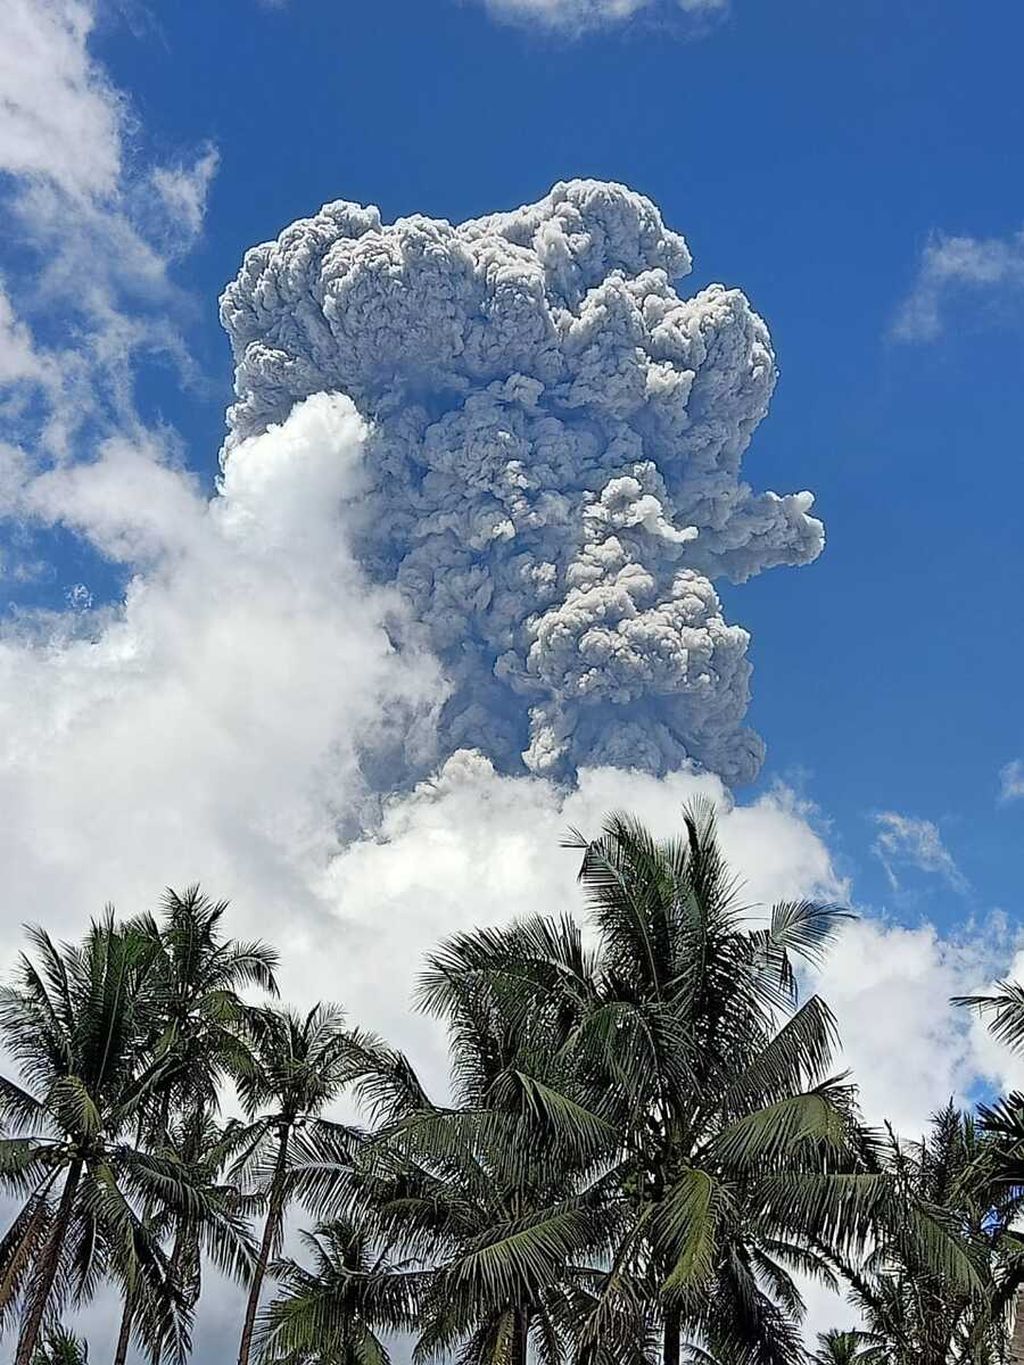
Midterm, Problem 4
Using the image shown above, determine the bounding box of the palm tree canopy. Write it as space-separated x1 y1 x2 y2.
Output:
415 802 896 1365
810 1328 886 1364
303 957 631 1365
823 1104 1024 1365
3 810 1014 1365
0 913 223 1362
229 1004 375 1204
230 1003 391 1365
30 1327 90 1365
128 887 279 1128
257 1219 423 1364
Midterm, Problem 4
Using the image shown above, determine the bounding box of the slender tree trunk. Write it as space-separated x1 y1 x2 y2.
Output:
113 1295 134 1365
513 1308 530 1365
0 1174 58 1317
662 1304 681 1365
1010 1286 1024 1365
151 1225 187 1365
236 1124 290 1365
15 1159 83 1365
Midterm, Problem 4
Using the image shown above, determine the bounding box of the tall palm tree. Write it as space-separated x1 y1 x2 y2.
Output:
315 1004 633 1365
0 914 197 1365
819 1105 1023 1365
256 1219 422 1364
230 1004 374 1365
113 1112 258 1365
956 980 1024 1361
129 886 279 1136
973 1092 1024 1332
417 803 968 1365
112 887 276 1364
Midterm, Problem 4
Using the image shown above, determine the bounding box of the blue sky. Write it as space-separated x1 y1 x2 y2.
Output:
5 0 1024 1352
61 0 1024 914
3 0 1024 1112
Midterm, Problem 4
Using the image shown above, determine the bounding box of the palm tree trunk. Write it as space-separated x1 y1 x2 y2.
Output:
511 1308 530 1365
113 1294 134 1365
662 1304 681 1365
236 1124 290 1365
15 1159 83 1365
1010 1286 1024 1364
151 1225 187 1365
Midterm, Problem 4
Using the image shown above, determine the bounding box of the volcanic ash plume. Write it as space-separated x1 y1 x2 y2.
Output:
220 180 822 785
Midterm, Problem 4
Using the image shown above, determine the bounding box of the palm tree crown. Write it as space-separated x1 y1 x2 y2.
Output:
0 915 191 1364
231 1004 381 1365
417 803 866 1365
2 805 1019 1365
257 1219 422 1364
129 886 279 1135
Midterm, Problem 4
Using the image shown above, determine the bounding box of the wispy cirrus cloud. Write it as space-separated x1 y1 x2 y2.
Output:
0 0 218 470
473 0 727 35
872 809 967 892
999 758 1024 803
0 0 121 199
892 227 1024 342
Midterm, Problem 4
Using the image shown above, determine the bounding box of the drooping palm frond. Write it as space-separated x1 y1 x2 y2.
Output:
256 1220 422 1364
230 1003 388 1365
0 891 276 1365
955 980 1024 1054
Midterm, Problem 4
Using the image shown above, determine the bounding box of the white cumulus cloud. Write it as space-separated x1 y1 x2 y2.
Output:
816 914 1015 1134
0 394 445 961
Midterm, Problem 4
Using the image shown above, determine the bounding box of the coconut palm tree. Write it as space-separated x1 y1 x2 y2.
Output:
416 803 971 1365
0 914 199 1365
129 886 279 1136
256 1219 422 1364
314 1003 635 1365
955 984 1024 1360
111 887 276 1364
114 1111 259 1365
973 1092 1024 1335
818 1105 1024 1365
230 1004 376 1365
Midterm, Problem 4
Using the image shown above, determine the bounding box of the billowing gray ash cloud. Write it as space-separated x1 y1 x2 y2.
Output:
220 180 822 785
